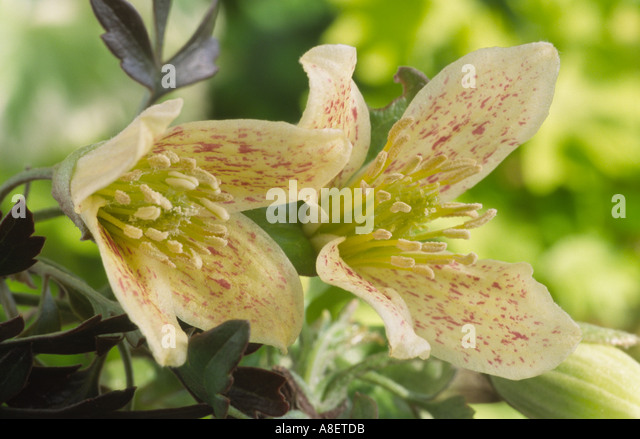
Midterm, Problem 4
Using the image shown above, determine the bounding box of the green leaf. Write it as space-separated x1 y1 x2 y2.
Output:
90 0 157 89
367 66 429 164
173 320 250 418
21 279 61 337
0 204 45 277
0 346 32 404
242 206 317 276
321 352 391 411
416 395 475 419
380 358 455 399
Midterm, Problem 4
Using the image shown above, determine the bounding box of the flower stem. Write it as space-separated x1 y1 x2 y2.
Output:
29 259 123 317
0 167 54 205
32 206 65 222
117 340 135 411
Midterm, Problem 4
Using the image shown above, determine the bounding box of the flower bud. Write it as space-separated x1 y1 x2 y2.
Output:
491 343 640 418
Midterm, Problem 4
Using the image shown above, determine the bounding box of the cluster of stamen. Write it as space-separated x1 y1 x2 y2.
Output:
314 117 496 279
95 151 231 269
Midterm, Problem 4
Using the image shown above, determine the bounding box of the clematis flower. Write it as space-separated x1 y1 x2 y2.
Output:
52 98 351 367
298 44 581 379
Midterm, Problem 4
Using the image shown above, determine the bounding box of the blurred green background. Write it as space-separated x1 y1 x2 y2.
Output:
1 0 639 418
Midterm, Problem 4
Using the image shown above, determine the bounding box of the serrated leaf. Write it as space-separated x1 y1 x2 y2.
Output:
91 0 157 89
225 366 289 418
367 66 429 163
0 388 135 419
0 316 24 343
0 346 33 404
164 0 220 90
8 354 109 410
0 314 137 355
243 206 317 276
173 320 250 418
0 205 45 277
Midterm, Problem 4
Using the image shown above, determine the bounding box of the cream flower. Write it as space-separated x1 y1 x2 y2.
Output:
53 98 351 367
298 44 581 380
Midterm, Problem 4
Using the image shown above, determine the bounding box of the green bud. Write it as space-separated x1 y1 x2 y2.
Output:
491 343 640 419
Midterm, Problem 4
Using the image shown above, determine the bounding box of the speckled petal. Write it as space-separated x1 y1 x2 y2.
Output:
71 99 183 209
316 236 432 360
298 45 371 187
77 195 189 367
357 259 581 380
153 121 351 213
384 43 559 201
170 213 304 352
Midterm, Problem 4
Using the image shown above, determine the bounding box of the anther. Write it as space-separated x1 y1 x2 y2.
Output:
390 201 412 213
114 190 131 205
145 228 169 242
390 255 416 268
134 206 161 221
165 151 180 164
121 169 143 182
198 197 230 221
413 264 435 279
387 117 414 144
376 190 391 202
166 177 198 191
140 242 175 268
168 171 199 187
166 240 183 253
442 229 471 239
372 229 392 240
421 242 448 252
148 154 172 169
461 208 497 229
180 157 197 169
140 184 173 210
396 239 423 252
123 225 143 239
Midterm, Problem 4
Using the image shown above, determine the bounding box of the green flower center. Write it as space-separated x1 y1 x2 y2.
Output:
311 117 496 278
94 151 231 269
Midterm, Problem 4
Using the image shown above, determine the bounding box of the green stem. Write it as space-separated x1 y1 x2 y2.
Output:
33 206 65 222
360 370 412 399
226 405 251 419
0 279 19 319
28 259 122 316
11 291 71 312
0 167 54 205
118 341 135 411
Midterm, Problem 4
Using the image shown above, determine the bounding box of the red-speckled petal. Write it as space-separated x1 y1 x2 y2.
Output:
78 195 189 367
298 45 370 187
357 259 581 380
153 121 351 213
71 99 183 208
171 213 304 352
316 236 432 360
384 43 559 201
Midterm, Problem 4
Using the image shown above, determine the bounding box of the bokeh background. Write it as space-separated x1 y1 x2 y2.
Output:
1 0 639 418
